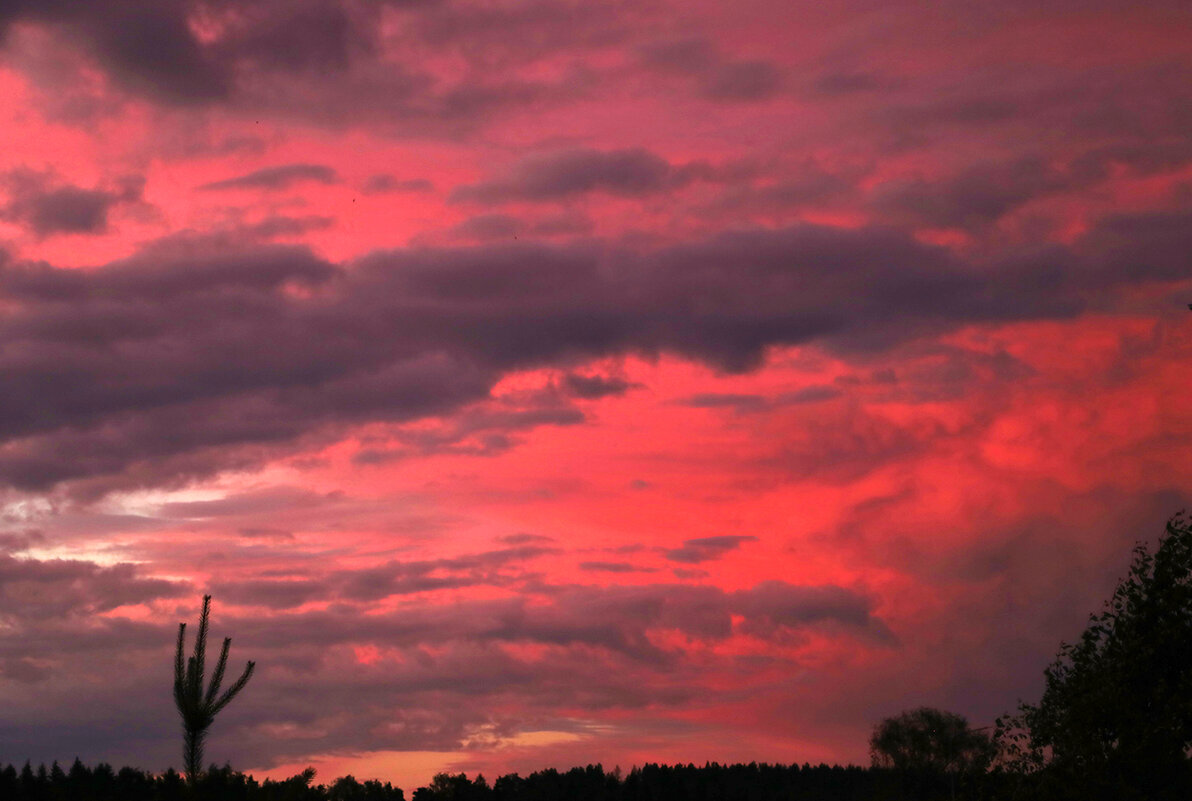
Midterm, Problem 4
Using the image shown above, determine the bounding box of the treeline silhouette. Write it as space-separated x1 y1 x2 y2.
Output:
0 759 1010 801
0 761 401 801
411 762 1007 801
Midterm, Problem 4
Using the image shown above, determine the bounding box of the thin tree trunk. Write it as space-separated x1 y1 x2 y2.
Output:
183 725 203 784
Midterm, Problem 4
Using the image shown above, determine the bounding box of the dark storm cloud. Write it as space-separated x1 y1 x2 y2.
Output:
199 163 340 191
0 212 1186 493
664 535 759 564
1 170 143 237
451 148 677 203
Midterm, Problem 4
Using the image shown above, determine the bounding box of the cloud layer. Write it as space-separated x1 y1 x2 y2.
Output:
0 0 1190 791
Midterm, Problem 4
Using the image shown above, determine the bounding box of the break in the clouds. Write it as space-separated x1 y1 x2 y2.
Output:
1 0 1190 791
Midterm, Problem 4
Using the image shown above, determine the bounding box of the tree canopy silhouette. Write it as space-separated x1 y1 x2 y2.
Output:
173 594 256 785
870 707 994 775
997 513 1192 799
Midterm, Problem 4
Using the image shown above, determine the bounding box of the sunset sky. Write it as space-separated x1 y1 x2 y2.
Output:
2 0 1191 790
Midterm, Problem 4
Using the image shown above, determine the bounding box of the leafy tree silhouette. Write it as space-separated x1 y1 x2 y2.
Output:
173 594 256 785
996 513 1192 800
870 707 994 800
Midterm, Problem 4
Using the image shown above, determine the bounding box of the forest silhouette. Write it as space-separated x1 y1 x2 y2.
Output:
4 515 1191 801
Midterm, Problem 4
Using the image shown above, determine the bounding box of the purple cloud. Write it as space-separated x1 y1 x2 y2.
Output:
2 170 143 237
665 535 759 564
452 148 677 203
199 164 340 191
1 210 1188 494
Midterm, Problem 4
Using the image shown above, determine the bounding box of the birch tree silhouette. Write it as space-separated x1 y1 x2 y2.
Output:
173 595 256 784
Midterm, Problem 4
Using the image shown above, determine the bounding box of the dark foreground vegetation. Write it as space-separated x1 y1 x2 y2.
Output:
5 756 1192 801
0 759 1010 801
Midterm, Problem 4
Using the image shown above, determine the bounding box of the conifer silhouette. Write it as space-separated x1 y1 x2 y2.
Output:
173 595 255 784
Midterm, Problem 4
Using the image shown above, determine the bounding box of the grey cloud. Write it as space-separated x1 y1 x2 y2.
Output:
637 37 718 73
0 554 189 620
199 163 340 191
0 1 390 105
212 1 363 74
0 1 231 103
332 546 557 602
578 561 656 573
0 656 51 683
498 533 556 545
0 214 1183 493
452 148 675 203
731 581 889 641
2 170 143 237
561 373 635 400
363 175 434 194
0 529 44 553
680 393 768 412
870 157 1065 228
664 535 758 564
214 579 879 657
0 0 623 135
354 403 586 463
449 213 524 240
678 386 841 415
781 385 844 404
209 578 327 610
243 215 336 239
637 37 783 103
703 60 783 101
531 211 595 236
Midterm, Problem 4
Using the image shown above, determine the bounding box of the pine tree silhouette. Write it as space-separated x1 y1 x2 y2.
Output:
173 595 255 784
